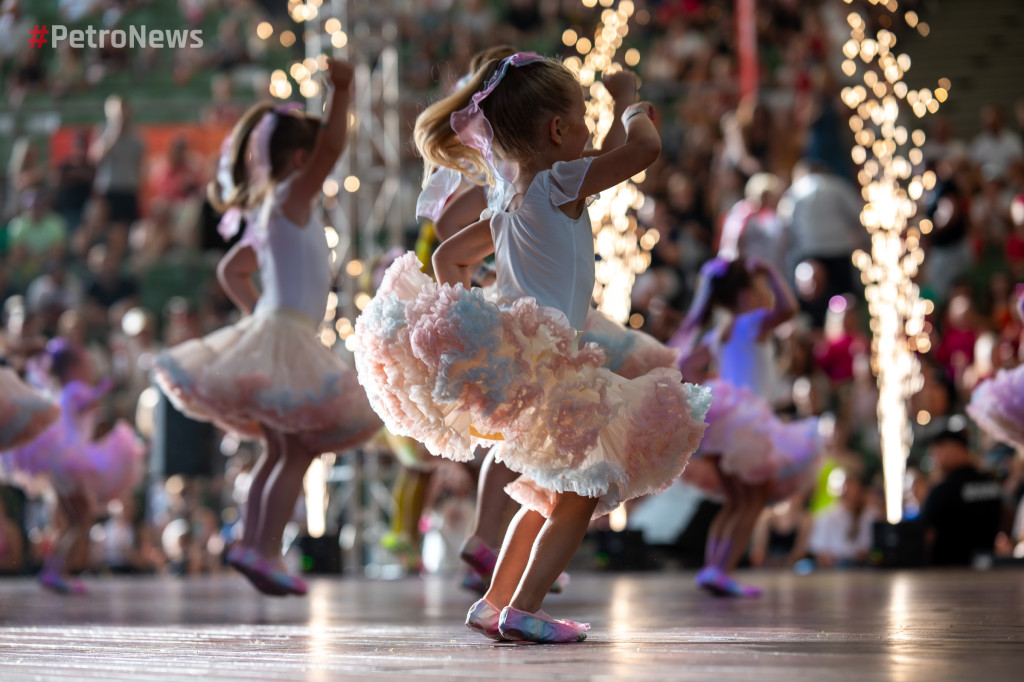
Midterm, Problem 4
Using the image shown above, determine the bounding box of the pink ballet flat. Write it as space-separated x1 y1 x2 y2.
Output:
231 547 307 596
38 570 87 596
465 598 507 640
459 535 498 579
701 567 762 598
227 545 287 597
498 606 589 643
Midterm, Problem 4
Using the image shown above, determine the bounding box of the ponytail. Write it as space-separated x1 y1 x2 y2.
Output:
208 101 321 213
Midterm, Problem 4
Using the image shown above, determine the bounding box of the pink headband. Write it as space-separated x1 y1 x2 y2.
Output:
217 102 304 241
450 52 545 182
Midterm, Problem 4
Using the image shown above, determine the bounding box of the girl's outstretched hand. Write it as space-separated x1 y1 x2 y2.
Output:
326 58 355 90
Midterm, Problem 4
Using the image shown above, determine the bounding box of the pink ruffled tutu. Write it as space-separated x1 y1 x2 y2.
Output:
6 415 144 502
154 306 382 452
683 380 822 502
354 253 711 518
967 365 1024 449
0 368 59 451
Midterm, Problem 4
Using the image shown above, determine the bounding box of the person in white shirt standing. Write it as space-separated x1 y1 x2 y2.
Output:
970 105 1023 180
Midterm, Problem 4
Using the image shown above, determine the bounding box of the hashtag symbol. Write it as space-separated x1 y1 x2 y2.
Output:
27 24 48 48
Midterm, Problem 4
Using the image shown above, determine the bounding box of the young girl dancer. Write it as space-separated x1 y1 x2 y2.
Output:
154 59 382 596
673 256 822 597
356 52 710 642
967 290 1024 449
417 59 675 596
6 340 143 593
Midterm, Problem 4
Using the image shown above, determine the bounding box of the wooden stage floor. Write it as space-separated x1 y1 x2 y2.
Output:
0 569 1021 681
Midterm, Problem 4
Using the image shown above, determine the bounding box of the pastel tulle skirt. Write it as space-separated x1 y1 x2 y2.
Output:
353 253 711 518
0 368 60 451
682 380 823 503
154 306 382 453
967 365 1024 449
6 419 144 502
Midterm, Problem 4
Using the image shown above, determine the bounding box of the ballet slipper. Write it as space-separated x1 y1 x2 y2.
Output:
233 547 307 596
702 567 763 598
459 535 498 578
498 606 589 643
465 598 507 640
227 545 288 596
38 570 87 596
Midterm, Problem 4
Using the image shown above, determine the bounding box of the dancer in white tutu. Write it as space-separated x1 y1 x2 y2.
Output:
356 52 710 642
671 256 823 597
154 59 381 596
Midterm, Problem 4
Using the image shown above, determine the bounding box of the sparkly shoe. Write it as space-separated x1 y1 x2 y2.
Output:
498 606 589 643
38 570 87 596
232 547 308 596
694 566 718 589
465 598 506 640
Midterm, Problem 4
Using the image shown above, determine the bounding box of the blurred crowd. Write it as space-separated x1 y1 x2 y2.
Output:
1 0 1022 579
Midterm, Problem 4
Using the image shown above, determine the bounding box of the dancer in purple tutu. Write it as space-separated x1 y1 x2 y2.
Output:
4 340 143 594
672 256 823 597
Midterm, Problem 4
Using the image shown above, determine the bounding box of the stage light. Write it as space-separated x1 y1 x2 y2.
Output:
280 30 296 47
323 178 339 197
563 28 578 46
346 260 363 276
325 226 340 248
257 22 273 40
344 176 360 193
331 31 348 48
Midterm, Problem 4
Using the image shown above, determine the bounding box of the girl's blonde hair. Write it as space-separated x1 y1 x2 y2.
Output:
208 102 321 212
414 55 580 186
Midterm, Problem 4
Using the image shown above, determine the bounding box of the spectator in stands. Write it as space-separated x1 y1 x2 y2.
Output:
920 418 1002 566
923 156 974 302
4 137 45 221
150 136 203 202
51 130 96 236
970 105 1023 180
778 158 865 301
718 172 785 274
91 96 145 259
6 190 67 286
808 468 878 568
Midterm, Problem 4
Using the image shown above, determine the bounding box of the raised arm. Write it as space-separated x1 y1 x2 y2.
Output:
282 59 354 222
574 101 661 201
751 257 798 339
216 241 260 315
432 219 495 289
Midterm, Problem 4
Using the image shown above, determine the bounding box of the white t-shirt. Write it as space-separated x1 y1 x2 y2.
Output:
809 504 878 561
970 129 1024 177
490 157 596 331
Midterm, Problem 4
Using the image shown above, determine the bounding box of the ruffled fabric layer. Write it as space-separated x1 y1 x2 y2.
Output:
581 308 681 379
354 253 711 518
967 365 1024 449
683 379 823 502
0 368 60 451
154 306 382 452
6 417 144 502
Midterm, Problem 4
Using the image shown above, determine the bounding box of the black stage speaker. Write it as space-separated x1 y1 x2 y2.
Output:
871 520 926 567
297 534 342 574
590 530 651 571
150 387 219 477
